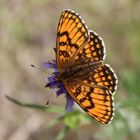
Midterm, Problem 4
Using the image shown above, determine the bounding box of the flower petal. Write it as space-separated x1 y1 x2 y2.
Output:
44 60 74 111
56 88 64 96
43 62 57 69
66 94 74 112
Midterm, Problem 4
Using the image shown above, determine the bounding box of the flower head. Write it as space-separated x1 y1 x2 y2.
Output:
43 57 74 112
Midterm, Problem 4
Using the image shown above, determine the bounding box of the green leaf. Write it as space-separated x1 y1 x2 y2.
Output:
63 111 83 129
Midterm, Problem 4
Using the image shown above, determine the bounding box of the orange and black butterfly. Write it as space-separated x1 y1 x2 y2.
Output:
45 9 118 125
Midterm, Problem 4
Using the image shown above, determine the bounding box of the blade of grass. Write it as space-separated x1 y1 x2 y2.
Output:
5 95 64 113
56 126 69 140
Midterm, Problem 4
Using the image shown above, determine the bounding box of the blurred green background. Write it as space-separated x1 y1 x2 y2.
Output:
1 0 140 140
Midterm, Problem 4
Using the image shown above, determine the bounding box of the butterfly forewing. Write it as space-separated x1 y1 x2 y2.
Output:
56 9 89 71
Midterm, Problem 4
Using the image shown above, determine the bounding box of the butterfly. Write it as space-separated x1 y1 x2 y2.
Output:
54 9 118 125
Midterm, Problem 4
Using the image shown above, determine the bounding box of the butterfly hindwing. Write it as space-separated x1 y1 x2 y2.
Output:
74 30 106 65
86 64 118 94
65 82 114 125
56 9 89 71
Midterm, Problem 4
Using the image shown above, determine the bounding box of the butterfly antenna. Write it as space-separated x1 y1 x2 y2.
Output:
31 64 51 75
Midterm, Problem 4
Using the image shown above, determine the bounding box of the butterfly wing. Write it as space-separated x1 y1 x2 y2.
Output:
64 64 117 125
56 9 89 71
82 64 118 94
74 30 106 65
65 82 114 125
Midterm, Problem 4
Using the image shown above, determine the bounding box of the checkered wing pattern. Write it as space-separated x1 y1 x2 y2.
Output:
74 30 105 65
65 82 114 125
84 64 117 94
56 9 89 71
64 64 117 125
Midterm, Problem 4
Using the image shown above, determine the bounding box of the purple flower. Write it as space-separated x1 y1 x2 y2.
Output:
43 58 74 112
